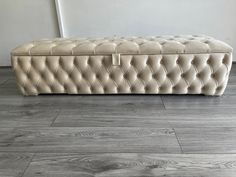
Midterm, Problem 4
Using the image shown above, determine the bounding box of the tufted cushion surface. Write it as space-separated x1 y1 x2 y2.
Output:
12 35 232 56
11 35 233 96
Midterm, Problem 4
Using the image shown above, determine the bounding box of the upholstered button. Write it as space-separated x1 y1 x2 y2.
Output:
103 86 107 92
90 87 95 93
191 60 195 64
145 86 150 91
103 59 107 65
207 60 211 64
173 85 178 90
216 86 222 91
109 73 114 79
117 86 121 92
211 73 215 78
130 60 135 66
87 59 91 65
124 73 128 79
68 73 72 78
73 59 79 66
152 73 159 79
146 59 152 65
223 56 228 64
45 58 50 66
201 86 206 90
137 73 142 78
130 86 135 91
95 74 100 79
167 73 171 78
197 73 201 78
40 73 44 79
59 58 63 65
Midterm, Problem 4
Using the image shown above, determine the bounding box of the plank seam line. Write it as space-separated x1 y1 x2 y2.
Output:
160 96 166 110
20 153 35 177
50 110 62 127
0 79 9 86
173 128 184 154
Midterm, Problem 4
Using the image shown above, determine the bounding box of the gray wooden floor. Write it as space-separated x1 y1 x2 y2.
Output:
0 64 236 177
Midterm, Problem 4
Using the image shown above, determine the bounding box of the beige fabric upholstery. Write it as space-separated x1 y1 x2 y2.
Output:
11 35 233 96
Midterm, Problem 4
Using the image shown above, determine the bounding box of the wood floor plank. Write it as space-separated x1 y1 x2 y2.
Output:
0 87 20 96
0 127 180 153
23 153 236 177
53 109 236 128
224 76 236 95
162 109 236 128
175 127 236 153
0 68 15 80
0 79 7 85
0 78 20 96
0 94 165 111
161 95 236 109
52 109 171 128
224 85 236 95
229 64 236 76
0 109 59 128
0 153 33 177
0 96 63 111
228 75 236 84
0 79 16 88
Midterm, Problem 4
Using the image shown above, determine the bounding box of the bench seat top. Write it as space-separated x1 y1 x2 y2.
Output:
12 35 232 56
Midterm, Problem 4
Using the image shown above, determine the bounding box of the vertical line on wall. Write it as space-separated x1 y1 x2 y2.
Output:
55 0 64 37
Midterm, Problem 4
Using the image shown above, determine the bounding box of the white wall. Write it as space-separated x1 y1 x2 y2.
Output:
59 0 236 60
0 0 59 66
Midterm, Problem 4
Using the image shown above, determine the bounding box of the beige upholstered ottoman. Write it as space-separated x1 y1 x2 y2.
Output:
11 35 233 96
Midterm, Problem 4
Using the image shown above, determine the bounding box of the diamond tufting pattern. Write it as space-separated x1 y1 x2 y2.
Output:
11 35 233 96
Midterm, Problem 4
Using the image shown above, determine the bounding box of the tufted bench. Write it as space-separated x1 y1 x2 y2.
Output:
11 35 233 96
